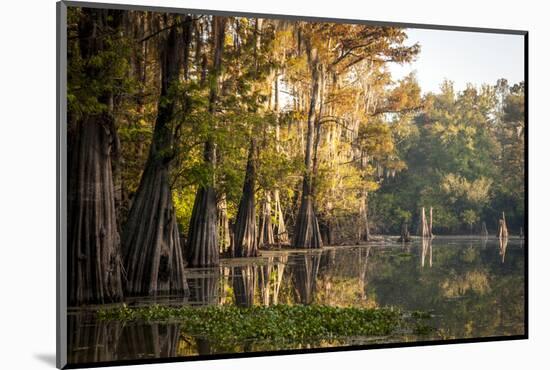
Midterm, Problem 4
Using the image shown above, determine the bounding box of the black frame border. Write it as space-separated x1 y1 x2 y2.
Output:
56 1 529 369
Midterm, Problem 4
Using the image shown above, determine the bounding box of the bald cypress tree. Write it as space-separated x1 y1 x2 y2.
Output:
186 16 227 267
67 8 125 305
122 16 192 296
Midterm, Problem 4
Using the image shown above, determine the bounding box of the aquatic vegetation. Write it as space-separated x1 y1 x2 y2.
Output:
98 304 430 344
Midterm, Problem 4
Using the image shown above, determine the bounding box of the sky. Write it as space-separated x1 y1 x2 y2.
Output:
389 28 525 94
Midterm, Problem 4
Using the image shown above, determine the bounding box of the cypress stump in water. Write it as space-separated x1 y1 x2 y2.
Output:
497 212 509 239
68 9 124 306
122 21 189 296
397 222 411 243
420 207 434 238
233 140 259 257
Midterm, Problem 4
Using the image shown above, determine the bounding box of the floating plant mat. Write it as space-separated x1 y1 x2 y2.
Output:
97 304 434 345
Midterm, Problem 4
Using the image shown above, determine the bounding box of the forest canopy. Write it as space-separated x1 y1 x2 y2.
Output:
66 7 525 305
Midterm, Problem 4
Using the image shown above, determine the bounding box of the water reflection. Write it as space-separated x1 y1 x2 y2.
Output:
187 268 220 306
67 238 525 365
421 238 433 268
499 237 508 263
291 252 322 304
68 314 121 364
232 266 256 307
117 323 181 360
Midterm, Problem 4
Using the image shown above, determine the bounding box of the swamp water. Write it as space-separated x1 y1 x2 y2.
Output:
67 237 525 364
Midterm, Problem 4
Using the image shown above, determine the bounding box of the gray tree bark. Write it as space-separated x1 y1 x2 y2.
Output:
68 8 124 305
293 45 323 249
186 16 227 267
233 139 259 257
122 16 190 296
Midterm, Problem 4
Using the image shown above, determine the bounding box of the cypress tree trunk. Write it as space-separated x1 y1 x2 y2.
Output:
186 17 227 267
217 194 231 255
359 191 371 242
258 190 275 248
233 139 259 257
293 46 323 249
68 8 124 306
122 18 189 296
186 178 219 266
273 189 289 245
272 75 289 246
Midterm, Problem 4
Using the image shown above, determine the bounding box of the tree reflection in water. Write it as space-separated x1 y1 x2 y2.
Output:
291 251 322 305
421 237 433 268
68 313 182 363
67 239 525 365
187 268 220 306
499 237 508 263
232 265 257 307
117 323 181 360
68 313 121 364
